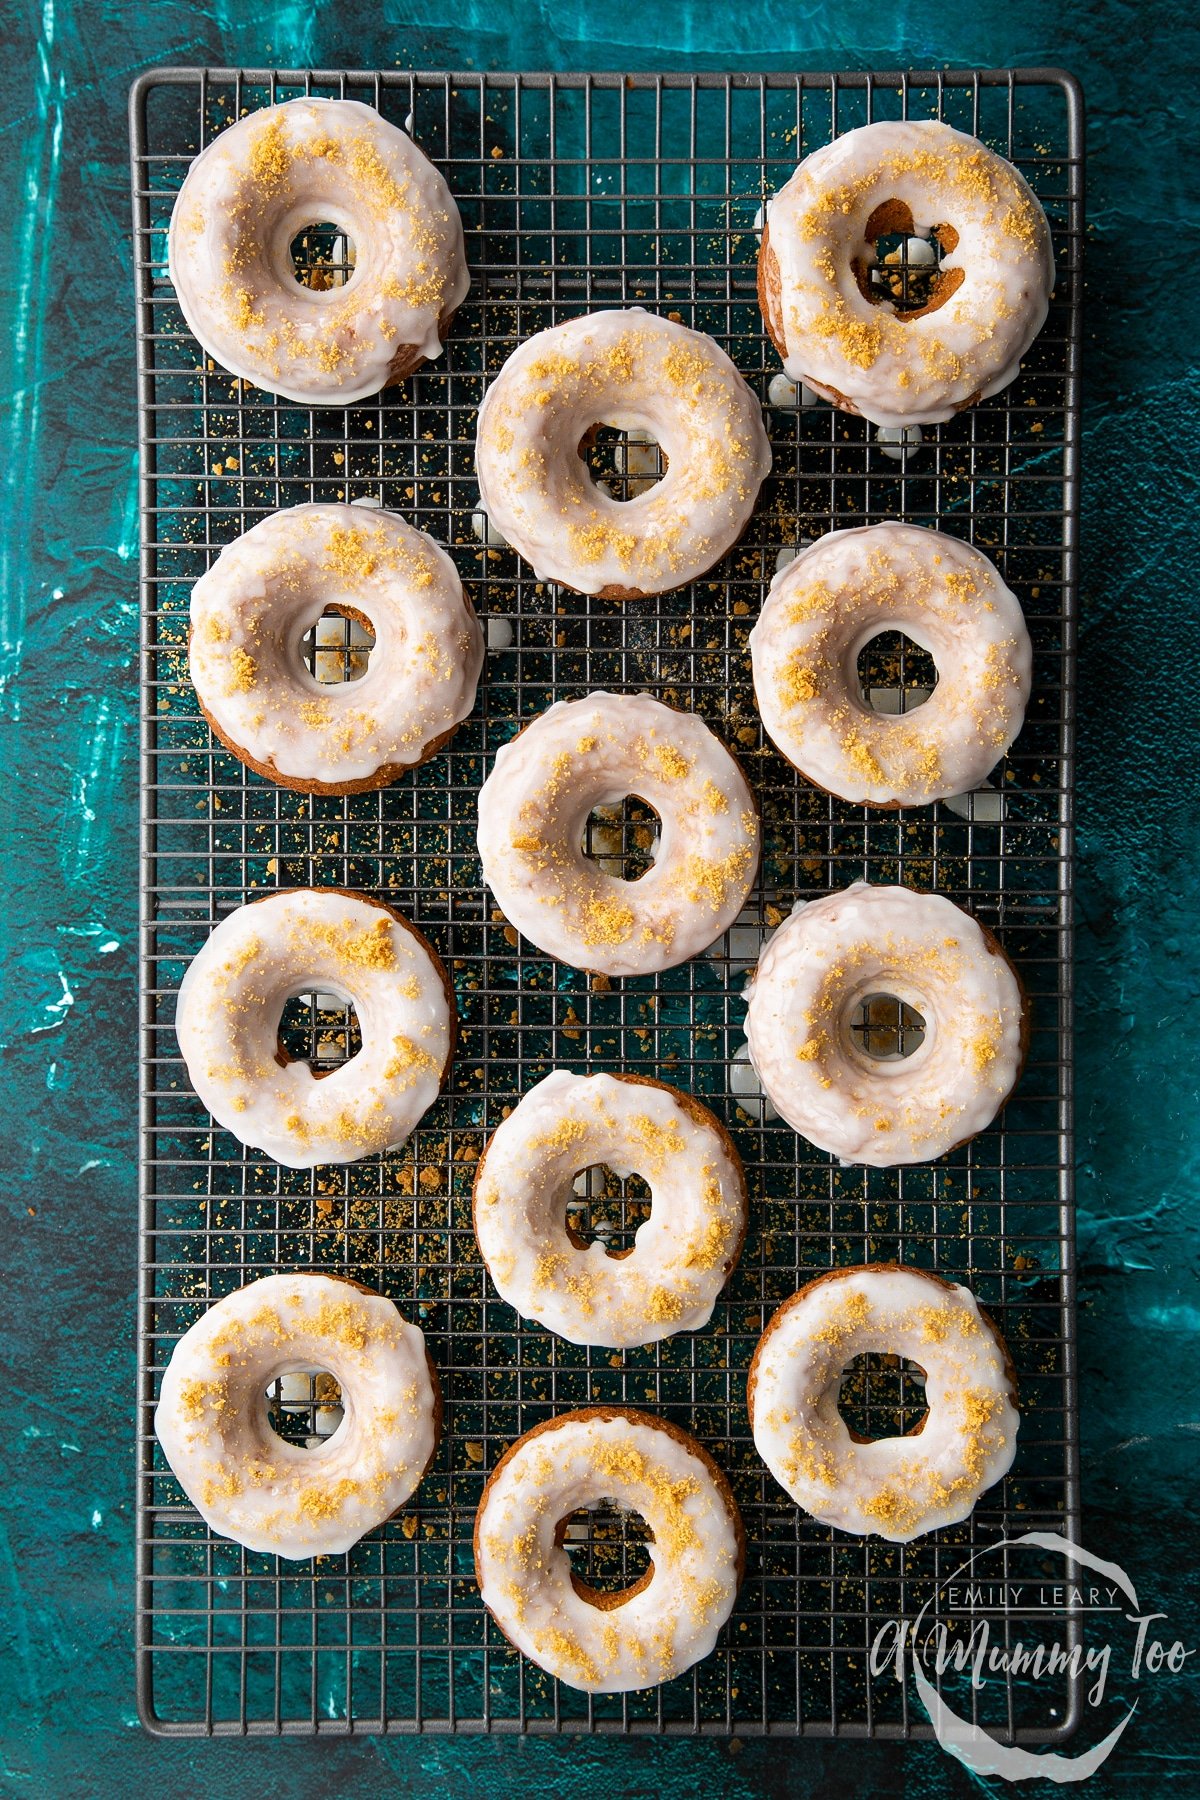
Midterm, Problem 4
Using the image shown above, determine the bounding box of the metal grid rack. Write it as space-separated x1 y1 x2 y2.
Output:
130 66 1083 1738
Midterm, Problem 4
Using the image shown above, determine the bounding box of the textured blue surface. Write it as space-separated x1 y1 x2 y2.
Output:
2 1 1198 1794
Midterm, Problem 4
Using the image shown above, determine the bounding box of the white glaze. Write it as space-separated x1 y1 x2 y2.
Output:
474 310 771 595
876 424 923 460
743 883 1024 1165
749 1265 1018 1540
729 1044 778 1121
474 1072 746 1347
168 99 470 404
176 888 452 1168
475 1409 742 1691
155 1274 439 1558
476 692 760 976
190 504 482 791
762 120 1054 427
748 524 1031 805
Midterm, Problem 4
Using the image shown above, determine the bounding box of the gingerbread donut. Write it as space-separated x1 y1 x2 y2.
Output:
168 98 469 403
758 120 1054 427
748 1264 1018 1541
155 1273 441 1558
474 1407 744 1692
474 310 771 597
476 692 760 976
473 1071 746 1347
175 887 453 1168
743 883 1025 1165
189 504 483 794
749 523 1031 806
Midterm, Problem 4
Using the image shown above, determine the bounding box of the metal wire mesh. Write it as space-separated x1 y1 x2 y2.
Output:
130 65 1083 1739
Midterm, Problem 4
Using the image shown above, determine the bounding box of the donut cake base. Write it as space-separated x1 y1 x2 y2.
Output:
133 66 1082 1739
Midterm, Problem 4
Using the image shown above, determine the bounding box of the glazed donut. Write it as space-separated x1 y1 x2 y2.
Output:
758 120 1054 427
476 692 760 976
168 98 469 403
474 309 771 597
175 888 453 1168
474 1407 743 1692
189 503 483 794
743 883 1025 1166
473 1071 746 1347
748 1264 1018 1541
748 523 1032 806
155 1273 440 1558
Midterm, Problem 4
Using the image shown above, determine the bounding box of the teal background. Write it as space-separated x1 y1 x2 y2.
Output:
2 1 1197 1795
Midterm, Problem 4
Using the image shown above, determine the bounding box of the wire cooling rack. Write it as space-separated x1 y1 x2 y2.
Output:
130 66 1083 1739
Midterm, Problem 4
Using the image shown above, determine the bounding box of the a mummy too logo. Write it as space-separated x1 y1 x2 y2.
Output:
870 1533 1193 1782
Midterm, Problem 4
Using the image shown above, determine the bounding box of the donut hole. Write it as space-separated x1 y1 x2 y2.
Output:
265 1367 345 1449
578 424 667 501
854 203 963 318
856 629 938 715
300 605 375 685
848 992 927 1061
276 990 362 1076
566 1167 653 1259
837 1351 928 1441
557 1501 654 1604
582 796 661 882
289 221 357 291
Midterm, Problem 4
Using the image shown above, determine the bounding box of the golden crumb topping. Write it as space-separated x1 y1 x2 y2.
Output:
324 526 378 579
581 895 635 948
246 116 291 192
383 1035 438 1081
227 647 257 694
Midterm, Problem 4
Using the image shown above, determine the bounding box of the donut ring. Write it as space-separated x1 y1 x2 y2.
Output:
748 523 1032 806
476 692 760 976
474 309 771 597
189 503 483 794
155 1273 440 1558
168 98 470 404
748 1264 1019 1541
473 1071 747 1347
743 883 1025 1166
474 1406 744 1692
175 887 454 1168
758 120 1054 427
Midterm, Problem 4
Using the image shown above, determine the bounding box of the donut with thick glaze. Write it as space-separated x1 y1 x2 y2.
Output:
748 1264 1018 1540
155 1272 441 1558
474 1406 744 1692
476 692 760 976
189 504 482 794
168 98 469 403
758 120 1054 428
743 883 1025 1165
474 309 771 597
749 523 1031 806
473 1071 746 1348
175 887 453 1168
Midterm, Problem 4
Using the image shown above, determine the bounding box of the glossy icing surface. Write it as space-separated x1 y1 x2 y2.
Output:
475 1409 742 1692
474 1071 746 1347
476 692 760 975
155 1273 438 1558
175 888 452 1168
